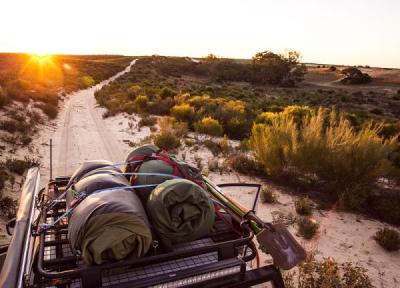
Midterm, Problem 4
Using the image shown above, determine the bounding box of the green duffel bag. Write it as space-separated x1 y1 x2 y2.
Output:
147 179 215 245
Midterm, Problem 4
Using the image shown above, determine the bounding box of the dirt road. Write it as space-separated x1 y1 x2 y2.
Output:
52 59 136 176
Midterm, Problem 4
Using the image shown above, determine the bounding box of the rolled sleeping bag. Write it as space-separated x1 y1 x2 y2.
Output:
66 172 130 209
66 160 114 189
147 179 215 245
68 188 152 265
134 160 176 203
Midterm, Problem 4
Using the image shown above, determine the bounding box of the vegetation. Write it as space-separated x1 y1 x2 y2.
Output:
374 228 400 251
153 117 181 150
297 217 319 239
194 117 223 136
5 158 35 175
260 187 277 203
93 55 400 225
250 106 399 223
138 115 157 128
341 67 372 84
228 154 263 176
0 53 133 147
284 255 373 288
0 196 18 219
295 197 313 216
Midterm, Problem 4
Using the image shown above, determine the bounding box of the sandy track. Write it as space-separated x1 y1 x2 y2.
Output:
52 60 136 176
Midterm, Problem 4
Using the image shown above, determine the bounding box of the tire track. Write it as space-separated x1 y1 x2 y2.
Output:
53 60 136 175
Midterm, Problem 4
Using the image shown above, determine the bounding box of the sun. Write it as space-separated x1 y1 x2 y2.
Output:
30 53 52 63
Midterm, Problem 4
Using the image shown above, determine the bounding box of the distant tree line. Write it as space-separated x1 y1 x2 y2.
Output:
150 50 307 87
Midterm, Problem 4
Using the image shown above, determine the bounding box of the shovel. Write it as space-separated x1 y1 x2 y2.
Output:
204 177 306 270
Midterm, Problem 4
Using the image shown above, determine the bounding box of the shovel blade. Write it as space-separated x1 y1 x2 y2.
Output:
256 223 306 270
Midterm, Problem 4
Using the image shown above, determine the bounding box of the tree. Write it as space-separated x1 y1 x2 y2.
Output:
251 50 306 86
341 67 372 84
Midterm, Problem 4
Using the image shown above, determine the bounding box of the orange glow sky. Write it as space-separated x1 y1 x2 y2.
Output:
1 0 399 68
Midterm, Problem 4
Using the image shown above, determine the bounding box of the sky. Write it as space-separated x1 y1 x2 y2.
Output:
0 0 399 68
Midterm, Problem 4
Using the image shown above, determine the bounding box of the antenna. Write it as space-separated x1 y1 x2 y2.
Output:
50 139 53 181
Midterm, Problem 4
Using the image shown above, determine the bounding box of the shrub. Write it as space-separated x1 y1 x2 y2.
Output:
138 115 157 128
170 104 195 123
329 65 337 71
154 132 180 150
159 87 177 99
172 121 188 137
82 75 95 87
203 140 222 156
341 67 372 84
297 217 319 239
228 154 263 176
194 117 223 136
218 135 231 154
134 95 149 112
250 108 397 196
0 196 18 219
6 158 33 175
281 105 312 126
260 187 277 203
295 197 313 216
0 120 18 133
127 85 142 99
284 256 373 288
255 112 277 125
38 103 58 119
0 86 9 107
374 228 400 251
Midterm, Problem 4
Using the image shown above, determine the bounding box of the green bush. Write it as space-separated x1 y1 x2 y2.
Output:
0 196 18 219
297 217 319 239
37 103 58 119
295 197 313 216
170 104 195 123
0 86 9 107
260 187 277 203
134 95 149 112
228 154 263 176
281 105 312 126
127 85 142 99
374 228 400 251
341 67 372 84
255 112 277 125
250 108 397 195
154 131 180 151
159 87 177 99
5 158 33 175
138 115 157 127
194 117 223 136
284 256 373 288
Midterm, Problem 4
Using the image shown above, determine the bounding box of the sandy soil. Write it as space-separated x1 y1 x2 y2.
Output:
1 60 399 286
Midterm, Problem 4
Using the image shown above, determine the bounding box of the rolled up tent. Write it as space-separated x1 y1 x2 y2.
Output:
68 188 152 265
66 160 114 189
147 179 215 245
